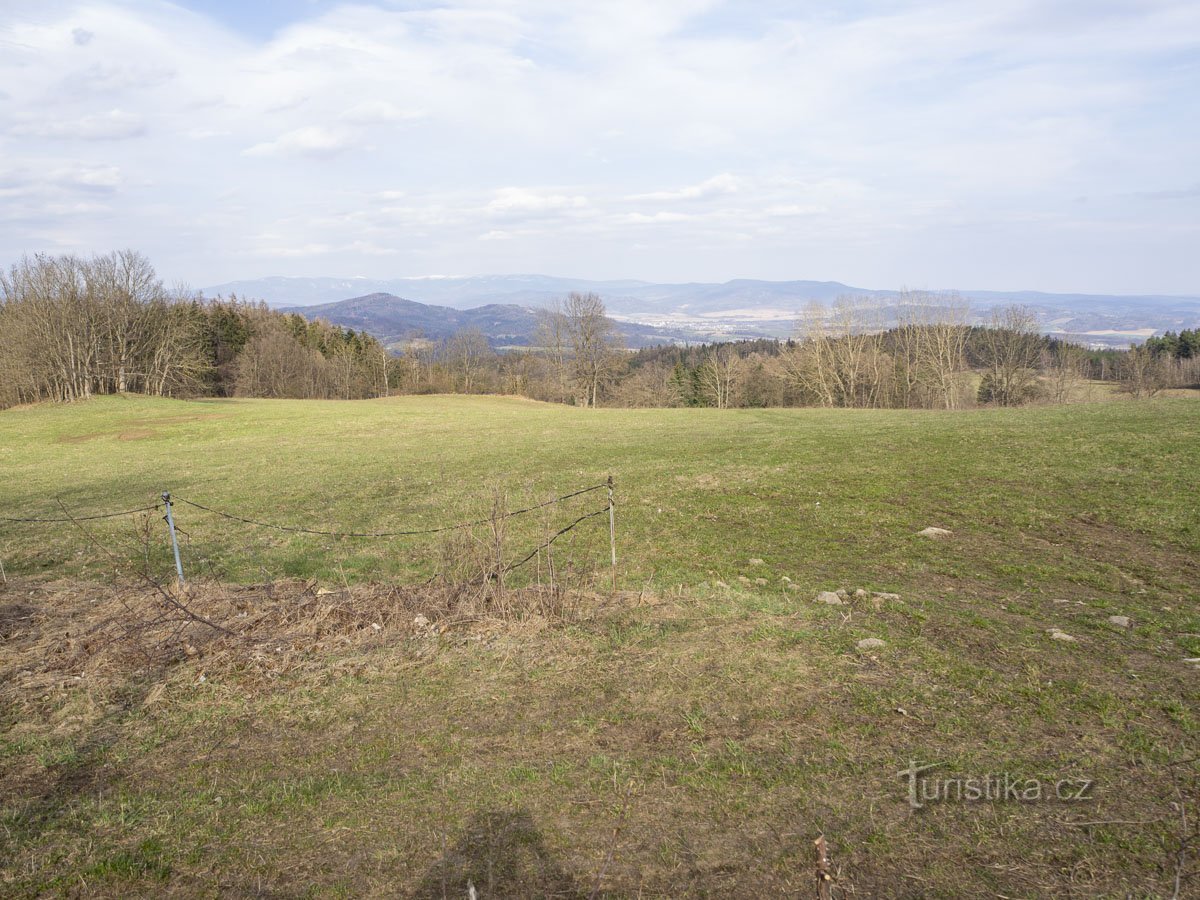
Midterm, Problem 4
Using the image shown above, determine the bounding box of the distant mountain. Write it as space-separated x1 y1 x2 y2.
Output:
207 274 1200 348
280 293 711 349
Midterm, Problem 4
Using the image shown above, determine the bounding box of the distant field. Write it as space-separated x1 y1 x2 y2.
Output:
2 395 1198 896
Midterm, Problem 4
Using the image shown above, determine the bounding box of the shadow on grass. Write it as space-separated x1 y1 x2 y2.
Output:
411 806 585 899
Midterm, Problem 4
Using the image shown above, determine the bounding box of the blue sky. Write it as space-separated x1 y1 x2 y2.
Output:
1 0 1197 294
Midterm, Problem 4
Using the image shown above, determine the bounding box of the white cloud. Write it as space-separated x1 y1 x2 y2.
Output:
0 0 1195 293
486 188 589 215
629 174 741 203
9 109 146 141
243 126 354 158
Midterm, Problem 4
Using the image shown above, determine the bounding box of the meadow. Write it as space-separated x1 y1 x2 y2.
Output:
1 394 1198 896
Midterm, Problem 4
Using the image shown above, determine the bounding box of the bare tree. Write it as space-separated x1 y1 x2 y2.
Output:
534 299 570 402
976 305 1043 406
562 291 622 407
1118 344 1170 398
784 296 891 408
445 327 493 393
1044 340 1087 404
894 290 970 409
697 343 743 408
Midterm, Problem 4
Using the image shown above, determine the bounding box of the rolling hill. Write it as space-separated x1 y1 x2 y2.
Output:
280 292 725 348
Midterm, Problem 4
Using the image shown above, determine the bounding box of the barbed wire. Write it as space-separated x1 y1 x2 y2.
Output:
505 507 609 573
171 482 609 539
0 503 162 523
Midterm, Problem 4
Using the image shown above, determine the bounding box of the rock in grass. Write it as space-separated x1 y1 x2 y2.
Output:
873 592 901 602
748 558 765 566
754 577 768 586
1049 630 1077 642
816 591 845 605
857 638 886 650
917 527 952 538
1108 615 1131 628
854 588 868 600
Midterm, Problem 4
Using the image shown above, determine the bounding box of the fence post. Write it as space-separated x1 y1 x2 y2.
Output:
607 475 617 591
161 492 186 588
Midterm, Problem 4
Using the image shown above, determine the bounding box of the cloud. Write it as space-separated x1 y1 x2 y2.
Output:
0 0 1196 293
339 101 424 125
486 188 589 215
243 126 354 158
52 165 123 192
629 174 741 202
9 110 146 141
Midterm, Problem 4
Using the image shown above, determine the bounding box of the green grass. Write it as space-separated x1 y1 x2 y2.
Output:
1 394 1198 896
1 393 1197 595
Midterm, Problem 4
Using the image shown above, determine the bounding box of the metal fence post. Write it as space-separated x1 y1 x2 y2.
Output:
161 492 185 588
607 475 617 591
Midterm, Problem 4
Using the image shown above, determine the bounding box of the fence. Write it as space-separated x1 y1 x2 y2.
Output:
0 477 618 590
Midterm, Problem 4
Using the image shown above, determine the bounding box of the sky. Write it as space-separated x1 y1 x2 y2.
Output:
1 0 1198 295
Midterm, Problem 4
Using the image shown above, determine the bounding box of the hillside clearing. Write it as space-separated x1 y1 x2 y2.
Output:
1 395 1198 896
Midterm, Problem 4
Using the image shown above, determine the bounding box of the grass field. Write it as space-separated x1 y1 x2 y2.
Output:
2 394 1198 897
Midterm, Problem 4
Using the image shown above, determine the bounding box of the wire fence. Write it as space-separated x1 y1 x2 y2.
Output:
0 477 618 587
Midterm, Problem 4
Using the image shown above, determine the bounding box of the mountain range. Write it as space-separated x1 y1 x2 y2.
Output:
205 274 1200 349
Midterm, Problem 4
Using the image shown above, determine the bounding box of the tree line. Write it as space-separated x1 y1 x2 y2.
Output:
3 252 1194 411
391 291 1197 408
0 251 388 409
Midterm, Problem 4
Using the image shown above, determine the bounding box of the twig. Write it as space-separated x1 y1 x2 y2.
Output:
815 835 833 900
1059 818 1164 827
1170 761 1197 900
589 781 635 900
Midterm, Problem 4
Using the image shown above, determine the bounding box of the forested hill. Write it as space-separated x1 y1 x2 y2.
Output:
282 292 692 348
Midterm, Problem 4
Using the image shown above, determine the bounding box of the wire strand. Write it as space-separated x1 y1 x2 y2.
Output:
0 504 161 523
505 507 609 573
173 483 609 538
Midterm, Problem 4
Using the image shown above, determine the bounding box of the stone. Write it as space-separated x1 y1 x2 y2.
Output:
853 589 868 600
737 575 751 584
754 577 768 586
412 614 430 630
873 592 901 602
917 527 952 538
1049 630 1076 642
748 558 765 566
1108 615 1131 628
816 591 845 605
857 638 886 650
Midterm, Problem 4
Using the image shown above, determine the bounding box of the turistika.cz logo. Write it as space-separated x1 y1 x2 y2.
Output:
898 761 1095 810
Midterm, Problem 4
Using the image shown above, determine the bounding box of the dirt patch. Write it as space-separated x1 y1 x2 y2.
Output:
0 576 609 702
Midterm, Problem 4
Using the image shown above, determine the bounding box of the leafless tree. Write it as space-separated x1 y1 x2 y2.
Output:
697 343 743 408
784 296 891 408
894 290 971 409
976 305 1043 406
562 291 622 407
1118 344 1170 398
445 327 493 393
535 299 570 402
